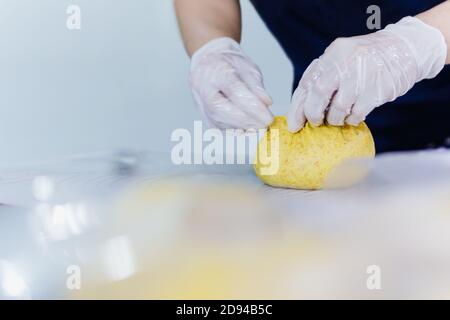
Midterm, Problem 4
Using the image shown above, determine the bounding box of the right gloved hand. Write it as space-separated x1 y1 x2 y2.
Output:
286 16 447 133
189 37 274 130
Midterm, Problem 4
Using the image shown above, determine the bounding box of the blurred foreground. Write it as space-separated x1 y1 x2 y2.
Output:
0 149 450 299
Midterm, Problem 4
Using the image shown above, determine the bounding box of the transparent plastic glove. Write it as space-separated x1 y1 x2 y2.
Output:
287 16 448 132
190 37 274 130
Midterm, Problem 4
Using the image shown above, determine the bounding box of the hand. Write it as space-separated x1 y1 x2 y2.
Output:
287 17 447 132
190 37 274 130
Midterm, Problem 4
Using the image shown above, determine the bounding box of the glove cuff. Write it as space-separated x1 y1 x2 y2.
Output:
191 37 242 70
383 16 447 81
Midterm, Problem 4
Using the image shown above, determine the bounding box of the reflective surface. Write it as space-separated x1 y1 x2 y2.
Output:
1 150 450 299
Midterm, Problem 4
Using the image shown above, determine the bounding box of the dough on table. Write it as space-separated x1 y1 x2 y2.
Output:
254 116 375 190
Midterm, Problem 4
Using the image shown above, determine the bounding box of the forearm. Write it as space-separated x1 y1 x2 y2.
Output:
416 0 450 64
174 0 242 57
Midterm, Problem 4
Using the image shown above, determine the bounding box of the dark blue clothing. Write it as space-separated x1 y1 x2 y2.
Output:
250 0 450 153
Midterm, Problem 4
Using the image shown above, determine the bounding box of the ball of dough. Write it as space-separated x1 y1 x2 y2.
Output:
254 116 375 190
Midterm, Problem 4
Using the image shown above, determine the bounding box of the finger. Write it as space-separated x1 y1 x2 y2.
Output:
303 70 338 127
345 99 371 126
239 68 273 106
287 60 323 132
207 92 266 129
326 77 357 126
191 89 215 128
220 73 274 127
287 87 307 132
345 68 384 126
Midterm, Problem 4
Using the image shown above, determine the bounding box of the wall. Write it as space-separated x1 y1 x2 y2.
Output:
0 0 292 167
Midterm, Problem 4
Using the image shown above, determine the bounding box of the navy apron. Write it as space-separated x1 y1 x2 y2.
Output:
250 0 450 153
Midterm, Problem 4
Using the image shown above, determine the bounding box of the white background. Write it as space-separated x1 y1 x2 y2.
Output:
0 0 292 167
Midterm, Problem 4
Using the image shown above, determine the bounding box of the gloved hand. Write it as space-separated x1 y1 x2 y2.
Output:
190 37 274 130
287 16 448 132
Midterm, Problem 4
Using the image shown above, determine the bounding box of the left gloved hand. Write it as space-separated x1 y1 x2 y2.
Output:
287 16 448 132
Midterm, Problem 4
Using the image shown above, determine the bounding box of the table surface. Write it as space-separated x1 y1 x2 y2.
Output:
1 149 450 299
0 148 449 206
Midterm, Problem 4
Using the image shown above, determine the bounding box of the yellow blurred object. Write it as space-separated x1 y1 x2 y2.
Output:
254 116 375 190
70 179 329 299
72 239 326 299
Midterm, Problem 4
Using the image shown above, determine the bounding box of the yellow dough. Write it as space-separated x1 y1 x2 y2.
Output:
254 116 375 190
